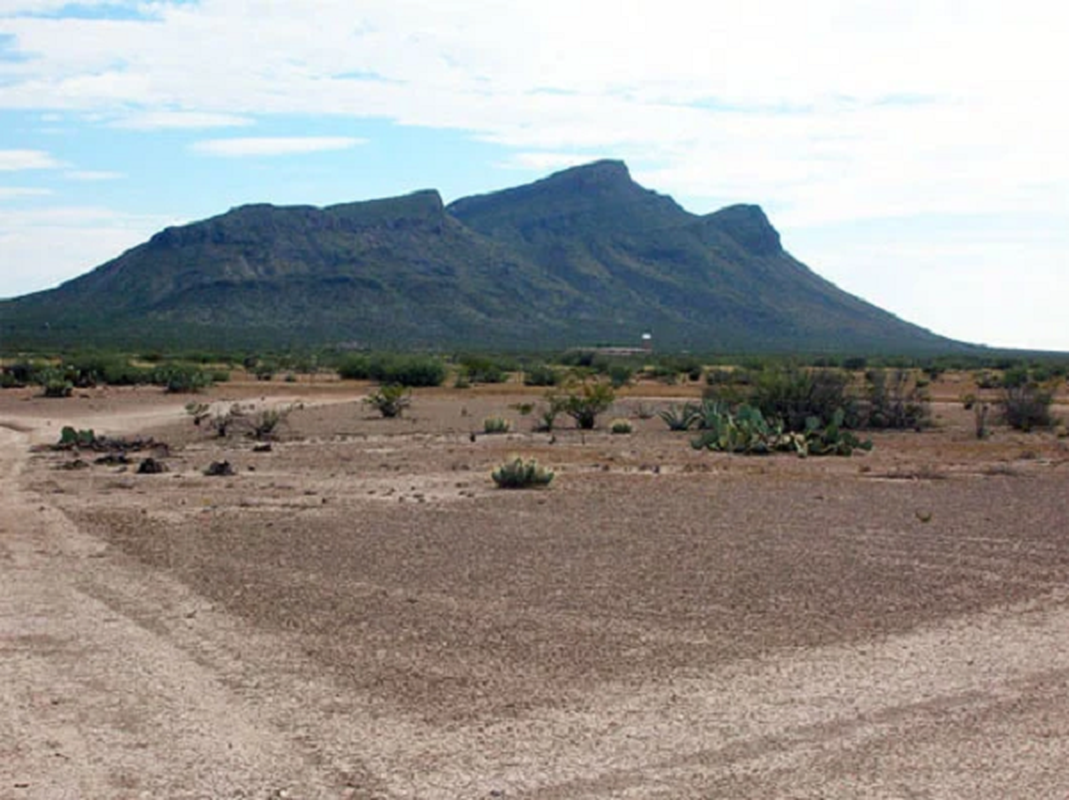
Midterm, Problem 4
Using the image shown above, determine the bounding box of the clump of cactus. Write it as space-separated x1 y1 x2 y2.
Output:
610 418 633 434
483 416 513 434
690 405 871 457
57 426 98 448
491 457 555 489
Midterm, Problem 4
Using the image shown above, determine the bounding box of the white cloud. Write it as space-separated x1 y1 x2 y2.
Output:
0 149 62 170
0 1 1066 346
64 169 124 180
189 136 365 157
0 185 50 198
111 110 254 130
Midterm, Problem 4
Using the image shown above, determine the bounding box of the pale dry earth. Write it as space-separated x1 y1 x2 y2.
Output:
2 378 1069 799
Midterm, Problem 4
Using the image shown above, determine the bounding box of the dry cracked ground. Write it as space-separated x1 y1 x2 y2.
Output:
2 376 1069 799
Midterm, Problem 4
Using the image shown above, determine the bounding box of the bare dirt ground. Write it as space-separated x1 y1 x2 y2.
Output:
2 376 1069 799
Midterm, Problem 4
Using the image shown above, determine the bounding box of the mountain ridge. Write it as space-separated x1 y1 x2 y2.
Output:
0 161 965 353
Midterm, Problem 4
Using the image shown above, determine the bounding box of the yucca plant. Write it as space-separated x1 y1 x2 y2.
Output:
491 457 554 489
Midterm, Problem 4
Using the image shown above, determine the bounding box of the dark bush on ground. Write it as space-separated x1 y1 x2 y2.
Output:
457 355 513 384
152 364 213 393
999 381 1055 432
556 381 616 429
338 354 446 387
747 367 858 432
523 364 559 387
864 369 931 430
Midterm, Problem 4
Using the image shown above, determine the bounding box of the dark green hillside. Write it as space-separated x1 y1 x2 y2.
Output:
1 161 966 353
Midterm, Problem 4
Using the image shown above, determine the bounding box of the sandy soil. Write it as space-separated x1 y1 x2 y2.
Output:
2 378 1069 798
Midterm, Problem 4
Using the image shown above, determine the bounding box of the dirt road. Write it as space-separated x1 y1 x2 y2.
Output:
3 391 1069 798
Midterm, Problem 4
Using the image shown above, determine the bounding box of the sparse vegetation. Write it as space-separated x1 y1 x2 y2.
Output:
483 416 512 434
364 384 412 418
659 403 700 431
338 353 446 387
556 381 616 430
864 369 930 430
523 364 559 387
491 456 554 489
999 380 1055 432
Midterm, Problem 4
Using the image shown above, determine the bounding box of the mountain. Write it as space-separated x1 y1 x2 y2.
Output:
0 160 963 353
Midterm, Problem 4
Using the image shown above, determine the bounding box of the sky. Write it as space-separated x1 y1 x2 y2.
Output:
0 1 1066 351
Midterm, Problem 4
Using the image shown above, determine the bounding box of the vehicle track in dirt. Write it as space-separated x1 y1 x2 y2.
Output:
3 386 1069 798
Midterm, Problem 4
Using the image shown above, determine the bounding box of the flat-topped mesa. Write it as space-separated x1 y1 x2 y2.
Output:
702 204 782 256
150 190 447 249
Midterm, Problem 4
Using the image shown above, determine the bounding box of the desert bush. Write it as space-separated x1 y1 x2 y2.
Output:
364 384 412 418
659 403 700 431
748 367 857 432
864 369 930 430
491 457 554 489
62 354 152 387
251 405 296 440
338 354 446 387
523 364 559 387
607 364 634 388
458 355 512 384
999 382 1055 431
557 381 616 429
37 368 73 398
483 416 512 434
152 364 212 393
610 418 633 434
532 395 569 432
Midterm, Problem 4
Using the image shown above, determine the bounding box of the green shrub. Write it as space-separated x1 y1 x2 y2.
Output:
0 371 20 389
458 355 512 384
610 418 633 434
532 396 568 432
483 416 512 434
58 426 97 448
364 384 412 418
37 368 73 398
557 382 616 429
748 367 857 432
607 364 634 388
999 383 1055 431
523 364 559 387
864 369 930 430
338 354 446 387
153 364 212 394
491 457 554 489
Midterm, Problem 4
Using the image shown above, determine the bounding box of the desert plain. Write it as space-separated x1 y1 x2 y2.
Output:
2 373 1069 799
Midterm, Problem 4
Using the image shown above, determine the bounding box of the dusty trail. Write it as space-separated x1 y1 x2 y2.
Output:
2 396 1069 798
0 413 373 799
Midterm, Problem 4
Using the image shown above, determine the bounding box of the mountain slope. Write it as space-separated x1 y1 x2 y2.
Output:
1 161 962 352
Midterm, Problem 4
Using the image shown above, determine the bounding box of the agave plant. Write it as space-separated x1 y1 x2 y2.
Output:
658 402 700 431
